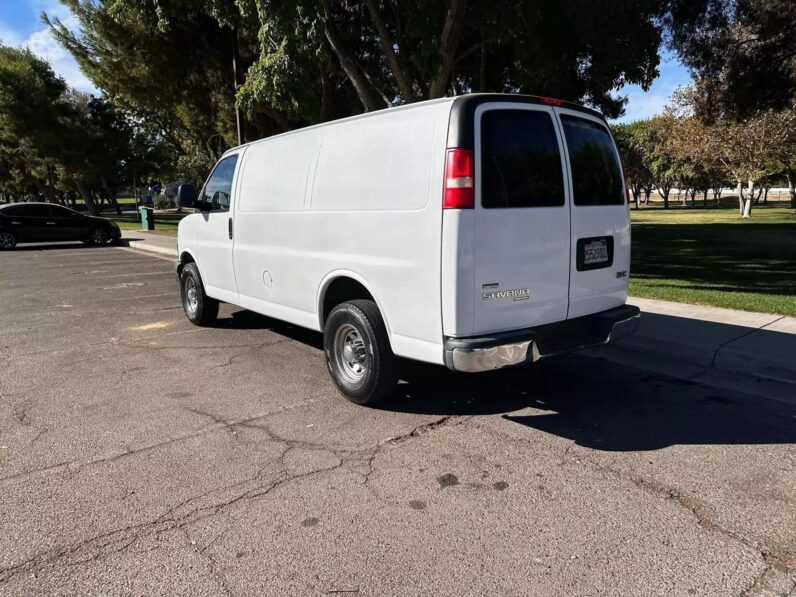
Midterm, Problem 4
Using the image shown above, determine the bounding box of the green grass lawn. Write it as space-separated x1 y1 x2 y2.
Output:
109 213 181 237
630 199 796 316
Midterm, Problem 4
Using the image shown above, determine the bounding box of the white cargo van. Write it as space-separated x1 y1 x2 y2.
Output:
176 94 639 404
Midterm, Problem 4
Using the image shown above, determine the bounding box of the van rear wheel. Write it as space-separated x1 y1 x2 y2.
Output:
324 300 398 405
180 262 219 326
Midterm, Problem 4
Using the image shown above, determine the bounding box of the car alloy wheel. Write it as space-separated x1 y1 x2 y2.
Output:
90 228 107 244
0 232 16 249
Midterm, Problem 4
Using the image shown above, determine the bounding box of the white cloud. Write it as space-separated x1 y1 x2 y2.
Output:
25 27 97 93
0 0 98 94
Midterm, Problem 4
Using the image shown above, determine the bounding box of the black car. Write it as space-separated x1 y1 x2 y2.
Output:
0 202 121 250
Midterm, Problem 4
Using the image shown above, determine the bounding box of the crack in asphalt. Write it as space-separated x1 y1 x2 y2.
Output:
742 564 796 597
572 455 796 596
470 419 796 594
0 410 464 585
0 398 320 484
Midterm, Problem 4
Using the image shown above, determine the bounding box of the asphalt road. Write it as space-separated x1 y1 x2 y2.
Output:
1 244 795 596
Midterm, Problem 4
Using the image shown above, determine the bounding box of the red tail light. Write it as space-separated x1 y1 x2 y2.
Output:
443 149 474 209
541 97 564 106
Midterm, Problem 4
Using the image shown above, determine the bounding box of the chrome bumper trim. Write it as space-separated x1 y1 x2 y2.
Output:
450 340 539 373
444 305 640 373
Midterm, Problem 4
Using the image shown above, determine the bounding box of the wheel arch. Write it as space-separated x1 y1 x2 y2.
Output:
316 271 392 338
176 249 198 276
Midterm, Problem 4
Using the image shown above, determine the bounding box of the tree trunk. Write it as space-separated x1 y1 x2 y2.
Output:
319 60 335 122
75 181 98 216
363 0 414 102
478 34 487 92
101 176 122 216
428 0 466 98
660 187 670 209
742 180 753 218
787 168 796 209
630 182 640 209
322 0 385 112
32 178 55 203
737 180 744 215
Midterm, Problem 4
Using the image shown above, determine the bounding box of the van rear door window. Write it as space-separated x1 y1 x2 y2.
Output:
480 110 565 209
560 115 624 206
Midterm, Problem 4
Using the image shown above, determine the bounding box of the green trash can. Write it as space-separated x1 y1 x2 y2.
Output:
140 206 155 231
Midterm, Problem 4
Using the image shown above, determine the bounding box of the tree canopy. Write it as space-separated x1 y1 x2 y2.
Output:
665 0 796 120
0 44 172 212
3 0 795 214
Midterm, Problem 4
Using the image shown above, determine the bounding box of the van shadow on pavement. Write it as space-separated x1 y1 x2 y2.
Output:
219 308 796 452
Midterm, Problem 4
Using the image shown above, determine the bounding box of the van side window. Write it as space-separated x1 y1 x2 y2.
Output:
560 115 624 206
201 155 239 212
480 110 565 209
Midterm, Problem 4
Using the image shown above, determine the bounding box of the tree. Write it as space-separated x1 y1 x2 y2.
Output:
613 121 654 208
668 87 793 217
46 0 281 158
243 0 665 119
633 115 681 208
0 43 173 213
0 46 73 203
667 0 796 121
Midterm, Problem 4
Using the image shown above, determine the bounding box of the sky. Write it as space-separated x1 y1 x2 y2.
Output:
0 1 692 120
0 0 97 93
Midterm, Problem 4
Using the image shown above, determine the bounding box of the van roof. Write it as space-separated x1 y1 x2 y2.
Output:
447 93 605 149
224 93 605 156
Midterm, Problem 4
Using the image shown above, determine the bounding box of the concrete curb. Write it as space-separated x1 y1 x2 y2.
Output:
611 299 796 387
126 240 178 259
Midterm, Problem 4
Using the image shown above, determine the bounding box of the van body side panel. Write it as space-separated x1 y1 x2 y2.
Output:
231 100 452 365
309 103 451 363
440 209 475 337
233 128 321 323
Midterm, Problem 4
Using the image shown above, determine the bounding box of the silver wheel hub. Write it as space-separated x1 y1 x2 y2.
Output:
185 278 199 314
334 324 368 383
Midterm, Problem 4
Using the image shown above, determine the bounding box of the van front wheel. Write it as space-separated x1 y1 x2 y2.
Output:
180 262 219 326
324 300 398 405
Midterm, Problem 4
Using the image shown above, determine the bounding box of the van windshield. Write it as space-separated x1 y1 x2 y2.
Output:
560 115 624 206
480 110 565 209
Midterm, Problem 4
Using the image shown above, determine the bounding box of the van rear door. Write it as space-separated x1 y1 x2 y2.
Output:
472 103 571 334
555 108 629 318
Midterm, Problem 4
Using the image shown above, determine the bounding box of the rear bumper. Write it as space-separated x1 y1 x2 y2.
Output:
443 304 640 373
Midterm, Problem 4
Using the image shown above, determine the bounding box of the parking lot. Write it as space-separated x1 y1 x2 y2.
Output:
1 245 795 596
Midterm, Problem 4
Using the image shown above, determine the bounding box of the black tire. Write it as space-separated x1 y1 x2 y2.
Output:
323 299 399 405
0 231 17 250
180 262 219 326
85 227 107 245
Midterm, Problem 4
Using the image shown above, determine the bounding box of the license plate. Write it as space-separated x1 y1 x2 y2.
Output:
583 239 608 265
